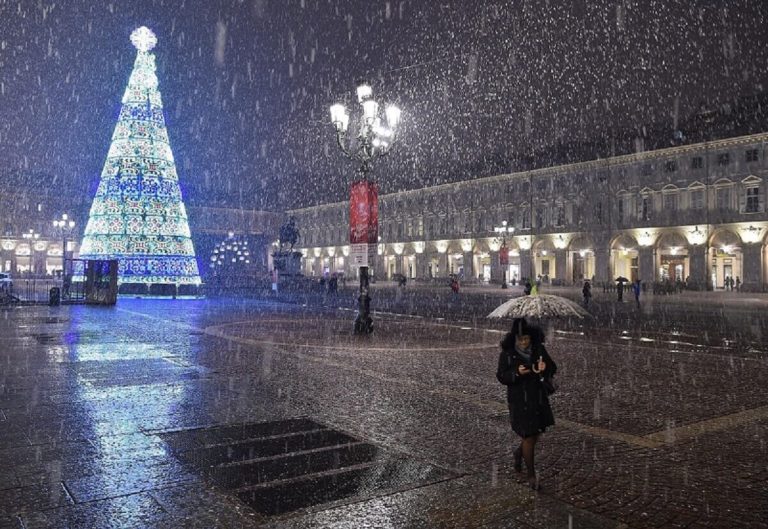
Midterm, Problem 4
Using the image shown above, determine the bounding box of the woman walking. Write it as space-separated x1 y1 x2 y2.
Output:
496 318 557 490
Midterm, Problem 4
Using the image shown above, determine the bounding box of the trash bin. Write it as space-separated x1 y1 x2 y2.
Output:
49 287 61 306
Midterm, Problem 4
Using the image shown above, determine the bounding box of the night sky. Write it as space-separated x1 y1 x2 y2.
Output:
1 0 767 211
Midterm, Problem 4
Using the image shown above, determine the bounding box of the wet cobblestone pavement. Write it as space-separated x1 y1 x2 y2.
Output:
1 290 767 528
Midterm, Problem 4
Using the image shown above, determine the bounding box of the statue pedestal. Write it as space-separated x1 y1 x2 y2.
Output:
272 251 303 277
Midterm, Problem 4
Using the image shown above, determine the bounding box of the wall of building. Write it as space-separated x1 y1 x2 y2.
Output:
0 196 283 282
289 132 768 291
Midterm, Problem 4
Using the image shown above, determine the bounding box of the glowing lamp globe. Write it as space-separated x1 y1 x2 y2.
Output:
130 26 157 52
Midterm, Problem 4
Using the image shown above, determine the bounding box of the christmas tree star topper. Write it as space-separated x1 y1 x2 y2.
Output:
130 26 157 52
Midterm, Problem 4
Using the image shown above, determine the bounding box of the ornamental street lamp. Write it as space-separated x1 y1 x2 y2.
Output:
494 220 515 289
22 229 40 240
329 83 402 334
52 214 76 276
22 229 41 275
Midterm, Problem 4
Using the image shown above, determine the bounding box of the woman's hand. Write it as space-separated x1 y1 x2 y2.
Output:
532 359 546 373
517 364 531 375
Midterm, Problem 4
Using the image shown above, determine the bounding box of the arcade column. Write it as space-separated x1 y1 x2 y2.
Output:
462 251 475 280
437 252 449 278
413 253 426 279
687 244 707 290
519 249 533 281
741 243 764 292
638 247 655 284
555 249 567 284
489 251 501 283
594 246 611 283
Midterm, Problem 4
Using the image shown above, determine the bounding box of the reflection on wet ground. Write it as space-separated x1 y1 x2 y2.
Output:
0 291 767 528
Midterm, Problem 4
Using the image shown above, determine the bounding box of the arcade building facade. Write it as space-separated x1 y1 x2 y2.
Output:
289 132 768 291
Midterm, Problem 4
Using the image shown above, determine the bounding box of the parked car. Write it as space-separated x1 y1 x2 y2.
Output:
0 272 12 290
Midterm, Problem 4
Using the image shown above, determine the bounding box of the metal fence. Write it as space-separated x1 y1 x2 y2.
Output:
2 277 85 304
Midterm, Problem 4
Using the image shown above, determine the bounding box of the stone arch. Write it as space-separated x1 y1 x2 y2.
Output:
532 237 556 252
655 231 688 249
611 233 639 250
708 228 746 290
568 234 595 252
708 228 742 248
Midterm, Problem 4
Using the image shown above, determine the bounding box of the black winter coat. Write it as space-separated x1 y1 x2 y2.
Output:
496 336 557 438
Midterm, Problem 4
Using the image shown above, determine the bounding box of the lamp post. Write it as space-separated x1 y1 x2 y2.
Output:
22 229 40 275
22 229 40 240
329 83 402 334
52 214 76 277
493 220 515 289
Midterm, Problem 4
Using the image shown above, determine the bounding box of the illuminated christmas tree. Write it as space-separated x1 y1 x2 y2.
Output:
79 27 201 286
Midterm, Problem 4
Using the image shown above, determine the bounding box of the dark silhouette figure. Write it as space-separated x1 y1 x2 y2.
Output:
497 318 557 490
617 281 624 302
582 280 592 307
524 280 532 295
632 279 641 308
450 276 460 299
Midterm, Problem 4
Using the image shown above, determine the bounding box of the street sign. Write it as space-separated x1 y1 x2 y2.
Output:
350 243 375 267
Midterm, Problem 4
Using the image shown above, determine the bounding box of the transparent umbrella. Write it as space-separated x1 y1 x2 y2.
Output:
487 294 590 319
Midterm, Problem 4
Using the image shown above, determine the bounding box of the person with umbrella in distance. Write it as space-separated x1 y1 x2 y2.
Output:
496 318 557 490
615 276 628 302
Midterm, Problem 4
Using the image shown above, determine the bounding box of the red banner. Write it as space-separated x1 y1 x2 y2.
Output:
499 245 509 265
349 180 379 244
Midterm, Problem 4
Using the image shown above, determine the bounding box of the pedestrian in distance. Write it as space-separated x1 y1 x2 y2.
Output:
617 280 624 302
632 279 641 308
735 276 741 292
523 279 532 295
497 318 557 490
450 275 460 300
582 280 592 307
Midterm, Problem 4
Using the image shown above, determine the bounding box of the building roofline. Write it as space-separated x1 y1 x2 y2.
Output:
287 131 768 214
